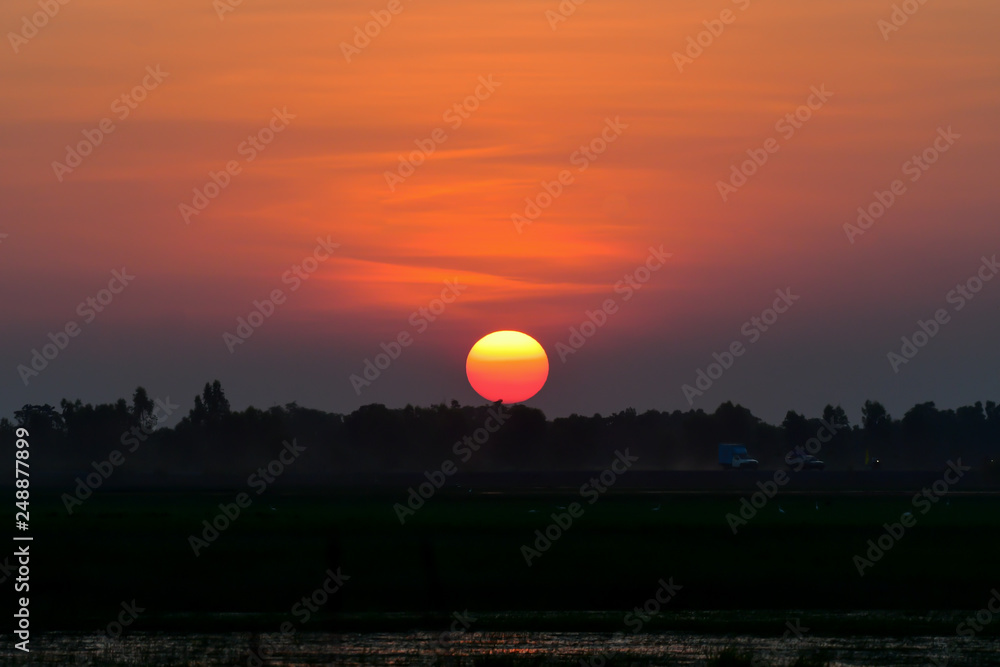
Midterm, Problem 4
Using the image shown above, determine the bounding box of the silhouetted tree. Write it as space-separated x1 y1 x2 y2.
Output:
132 386 157 431
14 404 64 434
715 402 759 443
4 382 999 478
861 400 890 437
782 410 812 448
0 417 14 442
822 405 850 429
860 400 893 464
494 403 547 468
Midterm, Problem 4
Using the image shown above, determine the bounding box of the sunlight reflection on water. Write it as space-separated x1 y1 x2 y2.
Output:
9 630 1000 666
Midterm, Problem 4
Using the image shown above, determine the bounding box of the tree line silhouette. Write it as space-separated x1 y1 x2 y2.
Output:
3 380 998 482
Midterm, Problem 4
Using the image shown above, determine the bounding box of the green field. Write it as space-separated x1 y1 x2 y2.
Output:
18 489 1000 633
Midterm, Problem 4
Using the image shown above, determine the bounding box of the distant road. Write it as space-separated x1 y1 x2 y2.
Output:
418 470 1000 494
15 468 1000 494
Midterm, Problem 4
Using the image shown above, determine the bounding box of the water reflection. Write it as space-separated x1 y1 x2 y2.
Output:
9 630 998 666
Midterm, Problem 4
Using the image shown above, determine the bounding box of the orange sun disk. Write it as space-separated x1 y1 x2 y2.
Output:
466 331 549 403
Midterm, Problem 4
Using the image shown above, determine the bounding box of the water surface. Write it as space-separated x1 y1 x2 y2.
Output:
10 630 1000 666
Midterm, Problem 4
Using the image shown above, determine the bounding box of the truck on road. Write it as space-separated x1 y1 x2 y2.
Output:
718 443 759 469
785 452 826 470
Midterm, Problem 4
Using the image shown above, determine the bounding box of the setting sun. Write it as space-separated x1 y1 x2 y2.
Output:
466 331 549 404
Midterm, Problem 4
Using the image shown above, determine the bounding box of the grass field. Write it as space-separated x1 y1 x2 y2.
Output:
15 489 1000 633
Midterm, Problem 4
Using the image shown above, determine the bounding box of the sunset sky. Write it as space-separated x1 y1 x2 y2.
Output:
1 0 998 424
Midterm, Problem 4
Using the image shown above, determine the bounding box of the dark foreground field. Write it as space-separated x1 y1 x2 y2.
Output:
10 480 1000 635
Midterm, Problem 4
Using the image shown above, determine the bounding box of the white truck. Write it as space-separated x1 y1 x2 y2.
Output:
718 443 759 469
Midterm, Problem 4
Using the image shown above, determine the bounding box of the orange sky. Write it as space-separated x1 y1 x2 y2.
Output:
1 0 998 420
